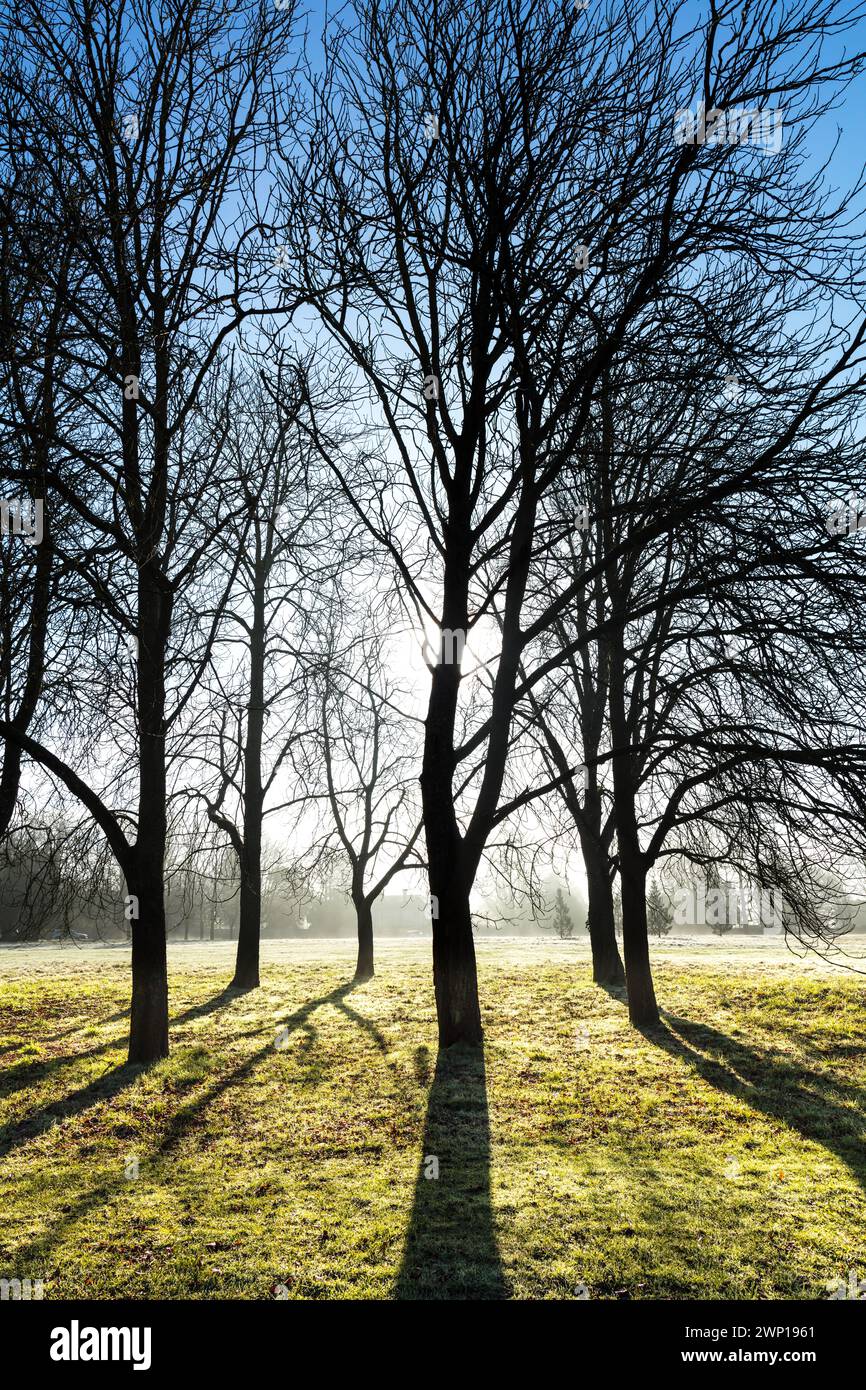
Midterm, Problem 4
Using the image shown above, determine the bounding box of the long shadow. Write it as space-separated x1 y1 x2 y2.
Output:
336 997 390 1056
0 1060 144 1164
154 979 362 1159
395 1043 508 1300
0 985 242 1099
0 986 244 1163
7 978 366 1272
645 1012 866 1192
0 1007 130 1055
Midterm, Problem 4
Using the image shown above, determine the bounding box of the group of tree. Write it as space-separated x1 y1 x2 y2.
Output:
2 0 866 1061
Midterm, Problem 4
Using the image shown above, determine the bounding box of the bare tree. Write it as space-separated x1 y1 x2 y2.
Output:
185 366 344 989
525 323 866 1022
297 605 425 981
279 0 866 1043
0 157 95 839
0 0 300 1060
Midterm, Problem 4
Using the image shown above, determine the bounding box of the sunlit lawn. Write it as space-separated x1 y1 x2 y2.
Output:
1 937 864 1299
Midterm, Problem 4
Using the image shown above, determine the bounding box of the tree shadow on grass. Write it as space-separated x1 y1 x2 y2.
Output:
395 1043 509 1300
0 1060 147 1164
599 979 628 1005
151 977 400 1161
6 977 372 1275
644 1012 866 1192
0 1007 130 1055
0 985 244 1101
5 977 375 1174
0 985 246 1161
337 997 389 1056
153 978 366 1158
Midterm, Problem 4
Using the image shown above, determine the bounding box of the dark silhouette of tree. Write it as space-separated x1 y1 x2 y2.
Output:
0 0 301 1060
183 365 342 990
278 0 866 1043
0 163 94 840
297 607 425 981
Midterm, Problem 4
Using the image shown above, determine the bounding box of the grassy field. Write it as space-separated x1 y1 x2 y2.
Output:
1 936 865 1300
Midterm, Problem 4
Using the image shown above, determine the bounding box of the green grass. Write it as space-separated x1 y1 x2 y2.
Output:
1 938 865 1299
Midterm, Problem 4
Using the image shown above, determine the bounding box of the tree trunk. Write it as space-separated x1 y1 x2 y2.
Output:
581 830 625 986
608 632 659 1027
421 595 483 1047
128 865 169 1063
231 556 266 990
0 741 25 843
577 778 624 985
354 898 374 980
418 469 536 1046
127 567 171 1063
232 843 262 989
617 846 657 1025
430 876 483 1047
